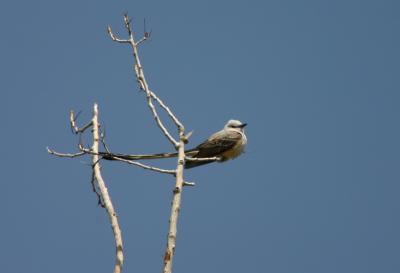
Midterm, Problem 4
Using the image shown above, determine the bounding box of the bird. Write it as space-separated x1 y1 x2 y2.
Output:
101 119 247 169
183 119 247 168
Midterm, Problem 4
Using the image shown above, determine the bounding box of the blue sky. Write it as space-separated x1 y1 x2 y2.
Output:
1 1 399 273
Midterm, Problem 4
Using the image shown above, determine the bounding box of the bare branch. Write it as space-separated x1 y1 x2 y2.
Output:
136 36 148 46
123 13 133 37
107 26 130 44
47 147 85 158
145 92 179 148
185 156 221 162
163 132 186 273
108 14 183 148
109 15 190 273
111 156 176 175
149 91 184 130
70 110 92 134
91 103 124 273
99 128 112 154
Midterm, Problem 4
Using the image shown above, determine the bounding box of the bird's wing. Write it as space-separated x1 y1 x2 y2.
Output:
193 130 242 158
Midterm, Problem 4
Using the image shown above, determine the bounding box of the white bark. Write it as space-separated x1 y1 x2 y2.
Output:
91 104 124 273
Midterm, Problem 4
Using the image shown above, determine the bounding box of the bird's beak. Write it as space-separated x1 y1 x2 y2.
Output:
239 123 247 128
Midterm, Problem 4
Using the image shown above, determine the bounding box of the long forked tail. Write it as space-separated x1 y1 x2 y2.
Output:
99 149 210 169
99 151 179 160
184 159 215 169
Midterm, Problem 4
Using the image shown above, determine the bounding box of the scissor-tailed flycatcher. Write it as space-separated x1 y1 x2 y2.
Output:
183 119 247 168
102 119 247 169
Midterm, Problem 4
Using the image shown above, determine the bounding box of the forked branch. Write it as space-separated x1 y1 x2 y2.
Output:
50 13 193 273
108 14 189 273
48 104 124 273
107 14 184 148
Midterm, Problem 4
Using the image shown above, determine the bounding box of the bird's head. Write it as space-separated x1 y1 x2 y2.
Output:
225 119 247 131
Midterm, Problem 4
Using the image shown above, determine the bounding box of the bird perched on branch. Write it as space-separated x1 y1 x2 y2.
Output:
102 119 247 169
183 119 247 168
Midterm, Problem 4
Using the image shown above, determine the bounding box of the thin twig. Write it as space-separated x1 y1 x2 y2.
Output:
145 92 179 147
100 128 112 154
185 156 221 162
107 26 130 44
136 36 148 46
183 181 196 187
149 91 184 130
112 156 176 175
70 111 92 134
47 147 85 158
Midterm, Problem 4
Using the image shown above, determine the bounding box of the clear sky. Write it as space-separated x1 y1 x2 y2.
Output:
1 0 399 273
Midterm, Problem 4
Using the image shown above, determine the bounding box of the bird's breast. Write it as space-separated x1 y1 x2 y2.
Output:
221 135 247 161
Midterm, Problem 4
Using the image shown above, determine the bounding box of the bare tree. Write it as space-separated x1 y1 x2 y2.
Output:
48 14 216 273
